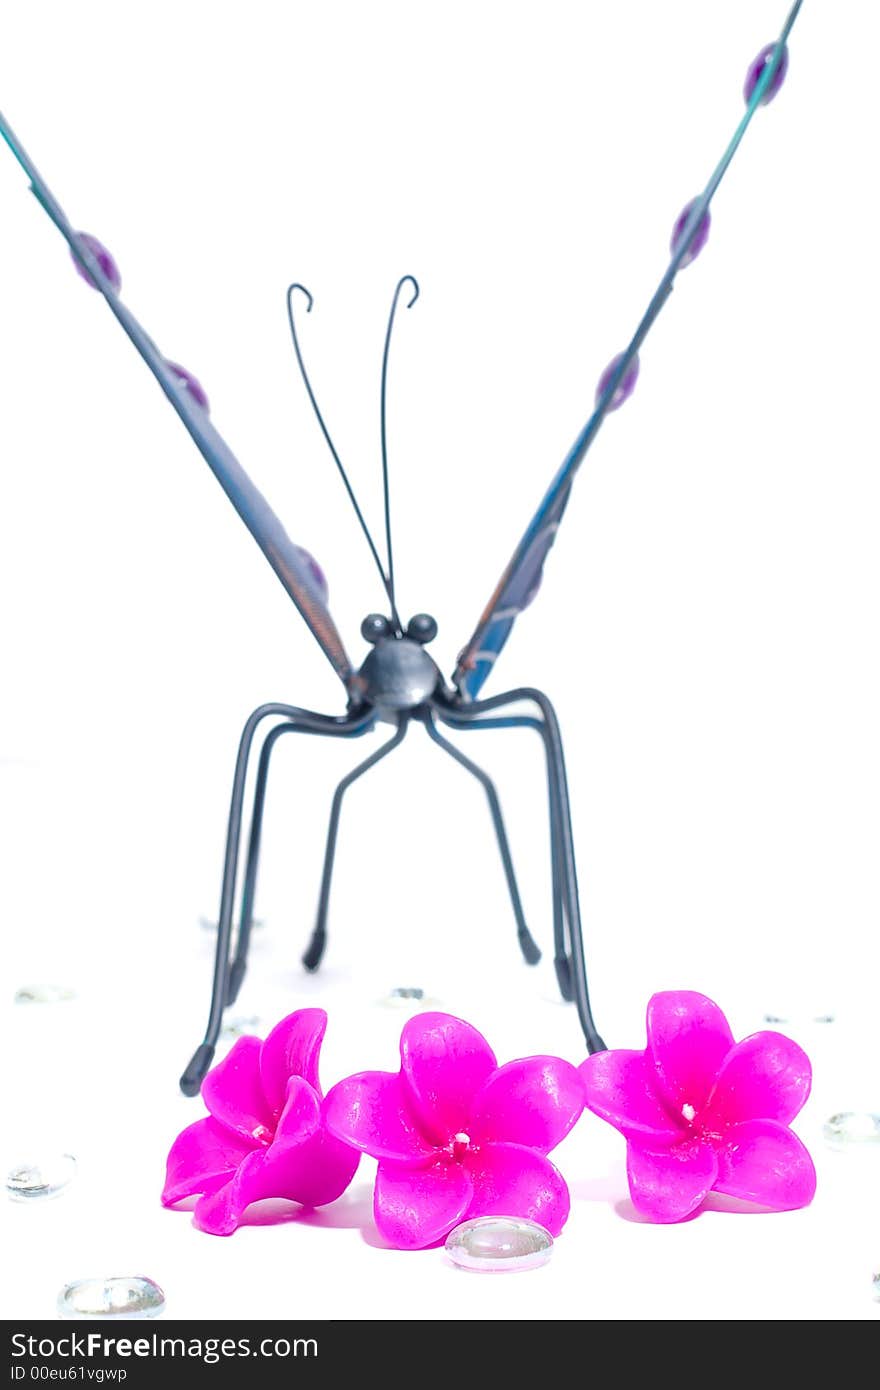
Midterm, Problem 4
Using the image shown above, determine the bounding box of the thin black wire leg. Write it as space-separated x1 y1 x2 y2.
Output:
435 707 568 993
423 711 540 966
227 716 373 1006
180 701 373 1097
303 718 409 973
530 690 605 1049
436 687 606 1054
225 719 296 1008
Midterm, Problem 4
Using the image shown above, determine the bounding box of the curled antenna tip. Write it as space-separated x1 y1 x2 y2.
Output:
287 282 313 313
397 274 419 309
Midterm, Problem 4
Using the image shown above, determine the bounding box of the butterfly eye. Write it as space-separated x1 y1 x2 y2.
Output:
406 613 438 644
361 613 392 643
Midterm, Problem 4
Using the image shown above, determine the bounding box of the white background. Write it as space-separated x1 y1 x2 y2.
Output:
1 0 879 1322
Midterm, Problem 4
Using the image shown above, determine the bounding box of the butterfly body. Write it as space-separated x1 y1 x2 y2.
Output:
355 630 442 716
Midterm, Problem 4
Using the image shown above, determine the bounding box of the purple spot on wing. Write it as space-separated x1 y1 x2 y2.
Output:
71 233 121 293
166 361 210 414
743 43 789 106
595 351 640 412
294 546 329 603
670 199 711 267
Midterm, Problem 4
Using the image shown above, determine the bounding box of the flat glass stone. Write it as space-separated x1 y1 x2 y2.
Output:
763 1008 835 1026
221 1013 261 1038
14 984 76 1004
872 1271 880 1302
822 1112 880 1149
444 1216 553 1273
379 987 442 1010
6 1154 77 1201
199 915 264 931
57 1277 165 1319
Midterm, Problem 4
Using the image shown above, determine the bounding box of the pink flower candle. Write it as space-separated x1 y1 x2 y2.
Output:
323 1011 585 1249
579 990 817 1223
162 1008 359 1235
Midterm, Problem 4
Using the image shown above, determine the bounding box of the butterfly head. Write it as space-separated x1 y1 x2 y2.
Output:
360 613 438 646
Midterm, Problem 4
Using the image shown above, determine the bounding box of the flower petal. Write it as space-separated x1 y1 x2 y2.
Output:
270 1073 359 1206
703 1031 812 1127
195 1131 360 1235
626 1138 719 1223
579 1048 681 1142
322 1070 436 1162
191 1079 353 1235
468 1057 585 1154
161 1116 255 1207
646 991 735 1117
282 1128 361 1209
374 1158 473 1249
192 1151 269 1235
400 1012 497 1147
272 1073 322 1144
201 1035 273 1143
714 1118 817 1210
260 1008 327 1115
464 1141 571 1237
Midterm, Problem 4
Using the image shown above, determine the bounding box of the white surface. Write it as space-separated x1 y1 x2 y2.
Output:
1 0 879 1321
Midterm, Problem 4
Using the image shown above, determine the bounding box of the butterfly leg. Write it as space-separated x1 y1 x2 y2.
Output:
227 714 375 1006
433 708 566 990
422 711 541 967
509 687 606 1053
180 701 374 1097
526 689 605 1050
302 718 409 973
437 687 606 1054
225 719 297 1008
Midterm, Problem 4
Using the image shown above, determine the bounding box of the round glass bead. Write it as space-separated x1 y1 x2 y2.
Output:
71 233 122 293
199 915 264 931
822 1111 880 1149
6 1154 77 1201
743 43 789 106
444 1216 553 1272
166 361 210 413
221 1013 261 1038
14 983 76 1004
670 199 711 266
379 986 441 1010
595 351 640 411
57 1276 166 1319
763 1008 835 1026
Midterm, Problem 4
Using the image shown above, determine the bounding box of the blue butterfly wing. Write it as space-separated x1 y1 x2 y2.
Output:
454 473 573 700
0 113 355 691
453 0 803 702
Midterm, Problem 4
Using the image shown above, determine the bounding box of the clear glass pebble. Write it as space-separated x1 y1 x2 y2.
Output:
221 1013 261 1038
57 1276 165 1319
872 1271 880 1302
444 1216 553 1273
14 983 76 1004
199 915 264 931
763 1008 835 1026
822 1112 880 1149
6 1154 77 1201
379 986 442 1010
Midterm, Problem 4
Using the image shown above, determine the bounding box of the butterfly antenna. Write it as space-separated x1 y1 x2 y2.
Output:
287 283 402 630
380 275 419 633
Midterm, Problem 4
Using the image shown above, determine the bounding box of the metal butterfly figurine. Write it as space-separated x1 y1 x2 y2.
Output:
0 0 804 1096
